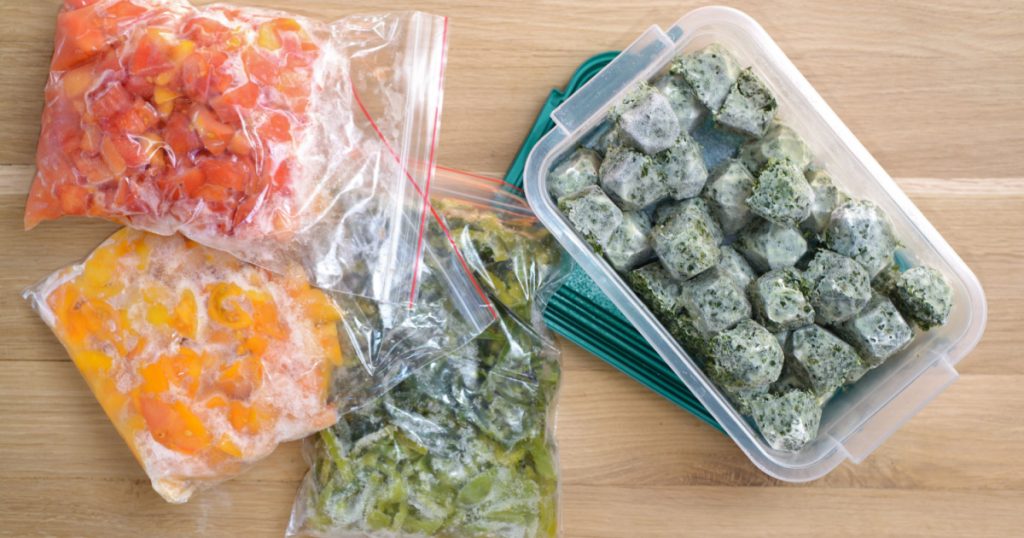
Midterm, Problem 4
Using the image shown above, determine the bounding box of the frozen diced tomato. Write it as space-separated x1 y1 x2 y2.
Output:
52 5 108 70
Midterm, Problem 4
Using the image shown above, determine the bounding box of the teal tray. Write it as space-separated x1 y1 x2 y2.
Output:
503 52 720 432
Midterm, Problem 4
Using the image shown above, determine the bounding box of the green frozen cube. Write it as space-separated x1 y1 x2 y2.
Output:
750 268 815 332
739 122 813 173
703 159 756 235
708 319 784 388
558 185 623 247
651 198 723 279
653 73 706 132
599 146 668 210
787 324 861 397
709 375 769 416
835 294 913 366
734 220 808 273
802 249 872 324
716 245 757 289
655 134 708 200
680 268 751 335
747 159 814 226
628 262 685 321
872 263 902 296
670 314 712 360
603 211 654 272
825 199 897 277
715 67 777 138
891 266 953 329
671 43 741 111
547 147 601 200
751 389 821 452
613 84 681 155
801 169 849 236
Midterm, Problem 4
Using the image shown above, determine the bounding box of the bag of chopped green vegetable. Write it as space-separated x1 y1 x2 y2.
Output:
287 167 571 538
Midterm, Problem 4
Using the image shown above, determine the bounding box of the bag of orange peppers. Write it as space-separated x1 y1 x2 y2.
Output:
26 0 457 308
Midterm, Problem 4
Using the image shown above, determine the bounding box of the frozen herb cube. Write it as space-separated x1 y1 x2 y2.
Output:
703 159 756 234
653 73 706 132
583 121 623 156
670 314 711 360
709 319 784 388
599 146 668 209
655 134 708 200
750 268 815 332
751 389 821 452
603 211 654 272
671 43 741 111
680 269 751 334
872 263 902 296
739 122 812 173
715 67 777 138
787 324 861 397
629 263 685 320
710 376 769 415
801 169 849 236
558 185 623 247
802 250 872 324
747 159 814 226
651 198 723 279
613 84 681 155
716 245 757 289
734 220 808 273
835 294 913 366
825 199 897 277
891 266 953 329
547 148 601 200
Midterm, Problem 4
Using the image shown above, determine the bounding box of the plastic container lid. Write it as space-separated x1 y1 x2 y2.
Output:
523 6 987 481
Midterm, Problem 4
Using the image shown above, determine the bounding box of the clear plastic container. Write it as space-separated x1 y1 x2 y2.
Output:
523 6 987 481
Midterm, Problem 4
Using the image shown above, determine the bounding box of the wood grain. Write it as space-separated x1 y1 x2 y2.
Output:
1 1 1022 537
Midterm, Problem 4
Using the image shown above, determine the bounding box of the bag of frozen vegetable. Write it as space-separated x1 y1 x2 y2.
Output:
287 168 570 538
23 228 344 503
25 0 453 308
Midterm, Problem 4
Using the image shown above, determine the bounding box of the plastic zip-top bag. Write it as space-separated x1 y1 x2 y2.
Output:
23 228 343 503
25 0 450 308
287 168 569 538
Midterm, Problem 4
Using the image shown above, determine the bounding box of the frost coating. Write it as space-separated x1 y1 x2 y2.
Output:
715 67 777 138
599 146 668 209
826 199 897 277
603 211 654 272
739 122 813 173
703 159 756 235
653 73 706 132
671 43 741 111
613 84 681 155
749 268 815 332
751 390 821 452
787 324 861 397
558 185 623 247
709 319 784 388
802 169 849 236
715 245 757 289
802 249 872 324
651 199 723 279
547 148 601 200
655 134 708 200
835 294 913 366
680 269 752 335
892 266 953 329
734 220 808 273
747 159 814 226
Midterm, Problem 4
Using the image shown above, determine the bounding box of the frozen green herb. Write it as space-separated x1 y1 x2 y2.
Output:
734 219 808 273
670 314 712 360
891 266 953 330
558 185 623 247
715 245 757 289
872 263 902 296
825 199 897 278
749 268 815 332
801 169 849 236
613 83 681 155
802 249 872 325
715 67 777 138
653 73 706 132
835 294 912 366
709 319 784 388
703 159 756 235
711 378 769 416
603 211 654 273
680 268 751 335
547 148 601 200
751 389 821 452
651 198 723 279
739 122 813 173
629 263 686 321
599 146 669 209
655 134 708 199
671 43 741 111
747 159 813 227
787 324 861 398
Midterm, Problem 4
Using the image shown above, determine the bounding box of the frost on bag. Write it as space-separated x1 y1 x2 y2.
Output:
288 169 570 538
24 228 343 503
26 0 449 306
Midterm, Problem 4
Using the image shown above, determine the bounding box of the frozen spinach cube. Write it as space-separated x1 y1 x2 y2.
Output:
716 245 757 289
583 121 623 156
655 134 708 200
709 319 784 388
872 263 902 296
747 159 814 226
703 159 756 235
891 266 953 329
710 376 769 415
734 220 808 273
787 324 861 397
680 269 751 334
603 211 654 272
599 146 668 209
651 198 723 279
825 199 897 277
547 148 601 200
751 389 821 452
653 73 706 132
715 67 777 138
801 169 849 236
628 263 685 320
750 268 815 332
670 314 712 360
613 84 681 155
770 363 807 394
558 185 623 247
835 294 913 366
739 122 813 173
802 250 872 324
671 43 741 111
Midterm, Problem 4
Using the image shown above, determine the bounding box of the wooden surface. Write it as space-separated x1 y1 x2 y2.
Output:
1 1 1023 536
